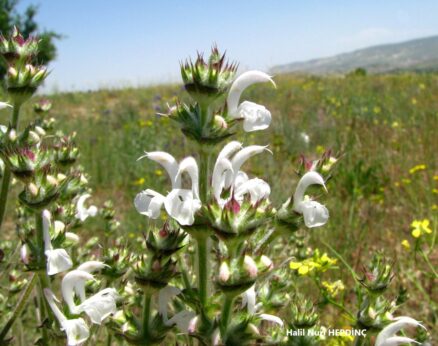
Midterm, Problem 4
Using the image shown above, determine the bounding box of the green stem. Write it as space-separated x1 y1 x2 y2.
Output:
142 291 152 340
35 211 52 343
196 235 209 308
196 145 211 310
420 249 438 278
220 295 234 336
0 273 38 342
0 103 21 231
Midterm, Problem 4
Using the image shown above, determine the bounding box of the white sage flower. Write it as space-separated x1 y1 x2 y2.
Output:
242 285 283 327
293 172 329 228
75 194 98 221
42 210 72 276
375 316 425 346
227 71 275 132
158 285 196 332
212 141 271 208
62 268 118 324
44 288 90 346
134 152 201 225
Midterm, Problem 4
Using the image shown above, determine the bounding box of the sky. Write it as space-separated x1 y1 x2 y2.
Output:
14 0 438 92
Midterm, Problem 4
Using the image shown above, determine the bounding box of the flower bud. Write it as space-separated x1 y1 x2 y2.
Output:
219 262 231 282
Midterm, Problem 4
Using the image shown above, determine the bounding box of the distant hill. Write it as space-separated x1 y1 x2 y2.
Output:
271 36 438 75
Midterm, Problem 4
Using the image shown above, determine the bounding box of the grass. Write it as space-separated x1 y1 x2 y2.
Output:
3 72 438 338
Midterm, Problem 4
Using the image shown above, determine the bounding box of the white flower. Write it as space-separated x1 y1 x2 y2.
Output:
75 194 98 221
293 172 329 228
158 285 195 332
227 70 276 132
42 210 72 276
242 285 283 327
375 316 426 346
134 152 201 226
300 132 310 144
237 101 272 132
212 141 271 208
62 268 118 324
0 102 12 110
44 289 90 346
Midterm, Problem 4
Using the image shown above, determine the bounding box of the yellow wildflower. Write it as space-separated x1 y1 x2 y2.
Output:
432 188 438 194
401 239 410 250
419 83 426 90
401 178 411 185
409 164 426 174
322 280 345 297
155 169 163 176
433 175 438 181
411 219 432 238
411 98 417 105
391 121 399 128
316 145 325 155
432 204 438 211
133 177 145 186
373 106 381 114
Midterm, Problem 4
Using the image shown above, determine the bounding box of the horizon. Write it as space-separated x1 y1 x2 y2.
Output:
14 0 438 92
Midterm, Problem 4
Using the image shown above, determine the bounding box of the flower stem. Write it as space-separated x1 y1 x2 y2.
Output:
0 103 21 231
0 273 37 342
420 249 438 278
196 235 209 308
35 210 52 343
196 145 211 310
142 291 152 340
220 295 234 336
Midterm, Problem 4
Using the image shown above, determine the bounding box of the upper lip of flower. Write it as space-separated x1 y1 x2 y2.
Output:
212 141 271 207
375 316 426 346
227 70 276 117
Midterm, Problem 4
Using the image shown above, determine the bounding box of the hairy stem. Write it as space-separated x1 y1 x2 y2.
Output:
0 103 21 231
142 291 152 340
35 211 51 343
0 273 37 342
196 145 211 310
220 295 234 336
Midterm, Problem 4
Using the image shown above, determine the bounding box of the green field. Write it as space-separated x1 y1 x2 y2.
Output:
2 72 437 343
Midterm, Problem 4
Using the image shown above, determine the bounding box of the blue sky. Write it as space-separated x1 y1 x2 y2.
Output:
15 0 438 92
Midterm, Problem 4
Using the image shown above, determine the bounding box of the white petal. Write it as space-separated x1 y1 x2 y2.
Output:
259 314 284 327
62 270 95 313
77 288 119 325
77 261 109 273
44 288 67 323
61 318 90 345
45 249 73 275
378 336 420 346
300 200 329 228
134 189 166 219
176 157 199 199
141 151 181 189
238 101 272 132
0 102 12 110
375 317 425 346
75 195 98 222
217 141 243 161
242 285 256 315
166 310 196 332
227 70 275 115
164 189 201 226
231 145 270 180
42 209 52 252
158 286 181 321
234 178 271 205
212 158 233 206
293 172 326 211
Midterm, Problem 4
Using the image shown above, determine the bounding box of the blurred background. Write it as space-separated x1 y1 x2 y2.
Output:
1 0 437 337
